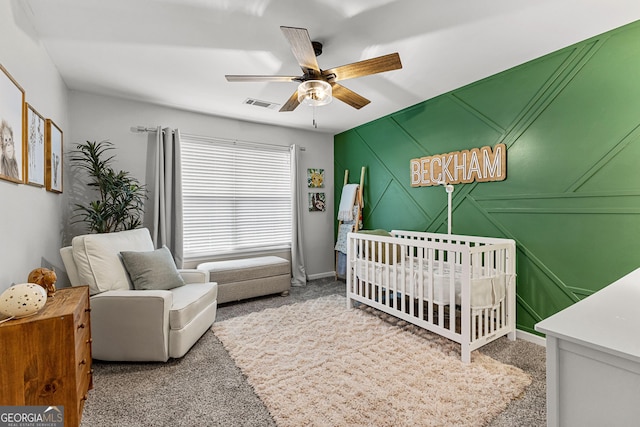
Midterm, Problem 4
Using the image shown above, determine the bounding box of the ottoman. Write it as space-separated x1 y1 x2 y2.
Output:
197 256 291 304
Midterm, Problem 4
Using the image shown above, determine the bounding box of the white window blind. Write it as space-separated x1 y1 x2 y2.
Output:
181 136 292 259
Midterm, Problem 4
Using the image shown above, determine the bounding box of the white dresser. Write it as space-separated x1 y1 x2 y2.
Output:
535 267 640 427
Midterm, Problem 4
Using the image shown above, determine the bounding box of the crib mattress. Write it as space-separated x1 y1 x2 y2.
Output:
355 259 506 309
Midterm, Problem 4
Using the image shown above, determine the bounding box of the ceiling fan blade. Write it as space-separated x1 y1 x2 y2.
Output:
279 90 301 112
331 83 370 109
322 52 402 82
225 75 299 83
280 26 320 75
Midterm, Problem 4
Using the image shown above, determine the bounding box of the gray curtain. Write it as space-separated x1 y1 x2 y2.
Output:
290 144 306 286
151 127 184 268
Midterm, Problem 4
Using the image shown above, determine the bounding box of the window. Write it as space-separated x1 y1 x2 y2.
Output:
181 135 291 260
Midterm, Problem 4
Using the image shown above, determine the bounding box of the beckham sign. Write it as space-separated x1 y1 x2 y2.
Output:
410 143 506 187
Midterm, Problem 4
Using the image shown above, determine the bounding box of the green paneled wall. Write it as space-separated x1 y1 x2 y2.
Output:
334 21 640 334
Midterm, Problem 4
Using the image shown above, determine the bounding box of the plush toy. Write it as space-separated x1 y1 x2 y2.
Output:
27 267 57 297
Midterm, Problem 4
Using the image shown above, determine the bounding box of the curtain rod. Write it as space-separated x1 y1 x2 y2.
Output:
130 126 306 151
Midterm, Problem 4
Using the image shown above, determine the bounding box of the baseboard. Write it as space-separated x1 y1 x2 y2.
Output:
307 271 337 280
516 329 546 347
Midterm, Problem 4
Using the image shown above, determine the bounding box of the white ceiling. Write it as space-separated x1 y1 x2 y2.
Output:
14 0 640 134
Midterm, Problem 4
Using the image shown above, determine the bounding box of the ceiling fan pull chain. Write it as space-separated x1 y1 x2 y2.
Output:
312 105 318 128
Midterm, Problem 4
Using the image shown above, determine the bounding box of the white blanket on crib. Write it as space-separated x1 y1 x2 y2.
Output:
355 259 506 310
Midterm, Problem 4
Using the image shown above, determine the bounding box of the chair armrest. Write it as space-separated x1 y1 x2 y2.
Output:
60 246 82 287
90 290 172 361
179 269 209 284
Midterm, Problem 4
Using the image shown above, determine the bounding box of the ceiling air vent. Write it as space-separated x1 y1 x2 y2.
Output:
244 98 280 110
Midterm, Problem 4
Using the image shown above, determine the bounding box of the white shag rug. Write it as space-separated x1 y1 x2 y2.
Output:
212 295 531 427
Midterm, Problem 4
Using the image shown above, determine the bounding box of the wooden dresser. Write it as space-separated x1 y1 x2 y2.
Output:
0 286 93 427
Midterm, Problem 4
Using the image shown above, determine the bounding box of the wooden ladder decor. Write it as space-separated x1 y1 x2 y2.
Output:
335 166 365 279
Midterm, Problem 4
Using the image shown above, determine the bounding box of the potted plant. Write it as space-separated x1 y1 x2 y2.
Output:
71 140 147 233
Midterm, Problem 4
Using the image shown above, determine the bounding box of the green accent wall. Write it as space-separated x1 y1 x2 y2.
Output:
334 21 640 335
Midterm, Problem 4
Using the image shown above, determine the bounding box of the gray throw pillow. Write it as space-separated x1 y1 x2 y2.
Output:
120 246 185 291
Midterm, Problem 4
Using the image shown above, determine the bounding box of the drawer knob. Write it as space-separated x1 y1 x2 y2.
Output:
77 323 85 329
86 338 93 344
84 308 92 313
79 359 86 366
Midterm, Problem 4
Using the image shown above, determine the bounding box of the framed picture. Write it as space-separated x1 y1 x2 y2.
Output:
0 64 26 184
308 192 326 212
307 168 324 188
45 119 63 193
26 104 45 187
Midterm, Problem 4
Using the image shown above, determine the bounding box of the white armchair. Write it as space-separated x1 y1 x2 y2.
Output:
60 228 218 362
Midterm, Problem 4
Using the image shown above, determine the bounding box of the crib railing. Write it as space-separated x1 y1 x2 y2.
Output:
346 230 516 363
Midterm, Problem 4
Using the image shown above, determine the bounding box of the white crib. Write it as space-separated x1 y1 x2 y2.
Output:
346 230 517 363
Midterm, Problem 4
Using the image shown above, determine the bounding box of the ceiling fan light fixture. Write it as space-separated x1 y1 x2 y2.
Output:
297 80 332 107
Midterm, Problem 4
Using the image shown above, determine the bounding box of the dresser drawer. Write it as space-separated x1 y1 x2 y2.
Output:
76 363 93 404
73 296 91 330
75 324 91 360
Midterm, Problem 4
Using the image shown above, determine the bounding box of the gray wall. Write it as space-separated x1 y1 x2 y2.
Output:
66 91 336 279
0 2 70 292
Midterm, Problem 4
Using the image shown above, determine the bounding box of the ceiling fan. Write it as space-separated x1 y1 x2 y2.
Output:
225 26 402 112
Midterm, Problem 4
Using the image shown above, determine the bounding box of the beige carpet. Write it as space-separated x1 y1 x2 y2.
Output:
212 295 531 427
